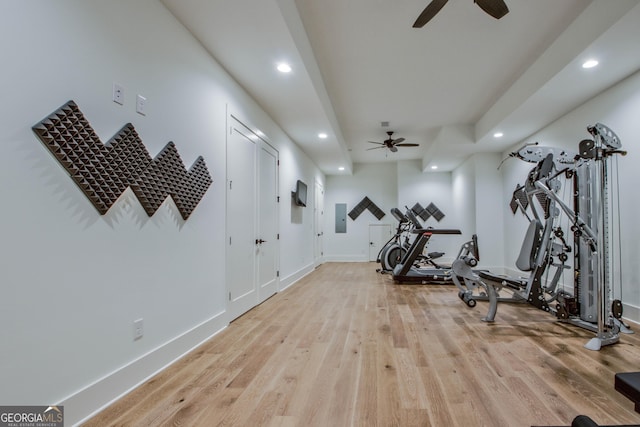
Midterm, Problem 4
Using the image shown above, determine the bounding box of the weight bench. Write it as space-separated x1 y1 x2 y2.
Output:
615 372 640 413
532 414 640 426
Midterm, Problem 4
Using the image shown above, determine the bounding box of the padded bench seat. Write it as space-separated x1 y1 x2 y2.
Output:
478 271 526 290
615 372 640 413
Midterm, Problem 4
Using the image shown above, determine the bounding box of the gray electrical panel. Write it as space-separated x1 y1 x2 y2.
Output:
335 203 347 233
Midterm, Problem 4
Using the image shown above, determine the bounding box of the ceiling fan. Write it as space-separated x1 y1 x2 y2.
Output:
413 0 509 28
367 131 419 153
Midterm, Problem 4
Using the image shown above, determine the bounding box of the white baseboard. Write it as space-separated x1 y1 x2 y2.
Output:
58 264 640 426
323 255 369 262
66 262 323 426
63 312 227 426
623 302 640 325
279 262 315 291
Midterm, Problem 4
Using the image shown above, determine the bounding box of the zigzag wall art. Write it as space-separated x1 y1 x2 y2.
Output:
411 202 446 222
510 185 529 214
348 196 385 221
32 100 213 220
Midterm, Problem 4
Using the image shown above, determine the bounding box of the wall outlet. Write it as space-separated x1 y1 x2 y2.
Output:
136 94 146 115
113 83 124 105
133 318 144 340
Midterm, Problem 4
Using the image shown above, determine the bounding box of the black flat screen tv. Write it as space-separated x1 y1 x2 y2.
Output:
294 180 307 207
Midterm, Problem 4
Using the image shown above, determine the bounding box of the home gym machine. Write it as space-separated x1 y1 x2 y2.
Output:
452 123 632 350
392 209 461 284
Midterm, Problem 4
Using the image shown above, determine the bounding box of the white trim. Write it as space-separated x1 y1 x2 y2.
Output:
622 302 640 325
324 255 369 262
63 312 227 426
279 262 315 291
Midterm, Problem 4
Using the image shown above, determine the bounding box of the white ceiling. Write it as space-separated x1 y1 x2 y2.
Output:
161 0 640 175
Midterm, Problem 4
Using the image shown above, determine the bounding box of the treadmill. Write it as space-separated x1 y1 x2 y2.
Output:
392 210 461 284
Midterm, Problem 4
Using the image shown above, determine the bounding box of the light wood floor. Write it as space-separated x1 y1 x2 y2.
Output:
85 263 640 427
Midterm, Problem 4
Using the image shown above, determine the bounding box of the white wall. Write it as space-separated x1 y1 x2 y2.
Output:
324 163 397 261
500 69 640 321
397 160 461 261
452 157 476 244
471 153 505 269
450 153 505 269
324 159 473 263
278 142 324 284
0 1 321 424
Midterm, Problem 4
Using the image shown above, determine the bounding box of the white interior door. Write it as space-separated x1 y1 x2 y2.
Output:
227 123 257 320
369 224 392 261
257 143 278 301
226 115 279 321
314 181 324 267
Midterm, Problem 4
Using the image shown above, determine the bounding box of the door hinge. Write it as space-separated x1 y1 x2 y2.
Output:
277 271 280 277
229 180 232 190
277 196 280 202
229 292 231 301
277 160 280 166
277 234 280 240
229 237 232 245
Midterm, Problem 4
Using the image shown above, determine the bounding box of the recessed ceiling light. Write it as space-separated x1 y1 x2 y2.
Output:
277 63 292 73
338 167 345 171
582 59 599 69
318 133 328 139
493 132 504 138
431 165 438 170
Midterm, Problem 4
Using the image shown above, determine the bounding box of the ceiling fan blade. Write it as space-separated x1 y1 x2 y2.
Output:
391 137 405 144
389 145 398 153
367 141 384 145
475 0 509 19
366 146 386 151
413 0 449 28
395 143 420 147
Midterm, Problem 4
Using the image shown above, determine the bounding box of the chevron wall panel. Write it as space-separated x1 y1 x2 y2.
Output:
348 196 385 221
510 184 529 214
411 202 445 222
32 100 212 220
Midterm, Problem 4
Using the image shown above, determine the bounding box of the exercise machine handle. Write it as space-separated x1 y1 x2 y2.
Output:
411 228 462 235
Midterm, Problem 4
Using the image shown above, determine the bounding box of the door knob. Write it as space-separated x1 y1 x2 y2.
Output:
255 239 267 244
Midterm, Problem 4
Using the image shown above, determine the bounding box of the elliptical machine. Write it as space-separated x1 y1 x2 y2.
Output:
376 208 412 274
452 123 632 350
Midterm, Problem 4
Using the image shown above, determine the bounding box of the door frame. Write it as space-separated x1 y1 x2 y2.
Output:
226 111 280 321
314 180 324 267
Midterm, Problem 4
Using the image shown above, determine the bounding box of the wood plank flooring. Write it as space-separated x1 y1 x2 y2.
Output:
84 262 640 426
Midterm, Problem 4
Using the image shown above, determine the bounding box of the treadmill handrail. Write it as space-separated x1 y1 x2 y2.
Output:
411 228 462 235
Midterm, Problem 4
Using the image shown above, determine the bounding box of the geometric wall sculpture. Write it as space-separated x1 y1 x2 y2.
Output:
509 184 529 214
425 202 445 222
412 202 445 222
411 202 428 221
32 100 213 220
348 196 385 221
